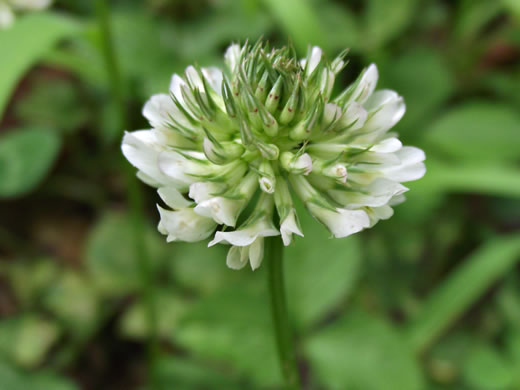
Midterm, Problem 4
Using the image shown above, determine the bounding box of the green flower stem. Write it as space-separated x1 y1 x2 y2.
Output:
94 0 159 385
266 237 301 389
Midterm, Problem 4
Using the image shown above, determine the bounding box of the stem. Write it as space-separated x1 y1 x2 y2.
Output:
266 237 301 389
94 0 159 385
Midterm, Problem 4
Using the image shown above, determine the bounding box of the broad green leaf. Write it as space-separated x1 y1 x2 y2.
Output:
306 310 424 390
407 234 520 353
462 343 514 389
380 48 454 134
0 128 61 198
0 315 60 368
174 282 280 386
424 102 520 163
14 77 88 134
455 0 503 41
146 357 244 390
168 241 240 294
407 160 520 199
119 289 189 340
261 0 327 53
42 271 99 335
85 212 164 295
364 0 418 50
312 2 359 51
0 362 78 390
2 258 59 307
286 203 362 330
0 13 81 118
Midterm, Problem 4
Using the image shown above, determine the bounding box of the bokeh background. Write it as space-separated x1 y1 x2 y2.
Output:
1 0 520 389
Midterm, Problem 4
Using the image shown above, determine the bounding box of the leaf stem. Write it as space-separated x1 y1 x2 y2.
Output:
94 0 159 386
266 237 301 389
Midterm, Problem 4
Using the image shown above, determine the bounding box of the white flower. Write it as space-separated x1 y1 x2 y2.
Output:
1 0 52 29
0 3 14 28
157 206 216 243
307 203 370 238
280 209 304 246
122 40 426 270
208 195 279 270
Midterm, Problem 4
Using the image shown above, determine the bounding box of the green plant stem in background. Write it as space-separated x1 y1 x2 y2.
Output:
266 237 301 389
94 0 159 385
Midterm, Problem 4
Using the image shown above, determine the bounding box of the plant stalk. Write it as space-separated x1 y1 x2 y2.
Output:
94 0 159 386
266 237 301 389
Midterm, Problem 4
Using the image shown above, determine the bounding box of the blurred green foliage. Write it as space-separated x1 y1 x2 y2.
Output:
0 0 519 389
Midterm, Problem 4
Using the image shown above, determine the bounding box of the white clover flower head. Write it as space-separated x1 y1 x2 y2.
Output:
121 40 426 270
0 0 52 29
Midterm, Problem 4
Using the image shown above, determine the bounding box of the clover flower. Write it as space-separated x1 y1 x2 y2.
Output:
0 0 52 28
122 41 426 270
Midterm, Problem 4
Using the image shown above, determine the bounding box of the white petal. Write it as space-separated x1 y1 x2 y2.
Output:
348 64 378 104
158 186 192 209
121 130 171 186
189 182 226 204
328 179 408 208
202 67 223 95
360 90 405 136
383 147 426 182
226 246 248 270
305 46 323 76
194 197 244 227
367 205 394 227
142 94 175 129
157 150 206 190
224 44 241 73
308 203 370 238
10 0 51 10
208 218 279 247
342 102 368 130
370 137 402 153
280 211 304 246
0 3 14 29
249 237 265 270
157 206 216 242
296 153 313 175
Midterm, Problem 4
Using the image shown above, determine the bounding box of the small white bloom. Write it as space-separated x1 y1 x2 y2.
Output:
209 214 279 270
122 40 426 270
0 3 14 28
280 209 304 246
307 203 370 238
157 206 216 243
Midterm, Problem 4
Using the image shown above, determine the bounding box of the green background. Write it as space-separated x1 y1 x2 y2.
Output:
0 0 519 389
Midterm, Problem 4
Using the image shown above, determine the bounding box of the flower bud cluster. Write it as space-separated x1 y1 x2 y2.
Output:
122 40 426 270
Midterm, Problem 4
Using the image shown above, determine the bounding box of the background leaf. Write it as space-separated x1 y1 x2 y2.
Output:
0 13 81 118
0 128 61 198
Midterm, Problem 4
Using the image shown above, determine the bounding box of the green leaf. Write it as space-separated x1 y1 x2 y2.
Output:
0 13 81 118
261 0 327 53
462 343 514 389
306 310 424 390
286 203 362 330
174 282 280 386
424 102 520 163
14 77 89 134
147 357 244 390
0 315 60 368
364 0 418 50
407 234 520 353
0 362 78 390
42 271 100 335
119 289 189 340
407 160 520 199
0 128 61 198
168 241 240 294
85 212 164 295
380 48 454 134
